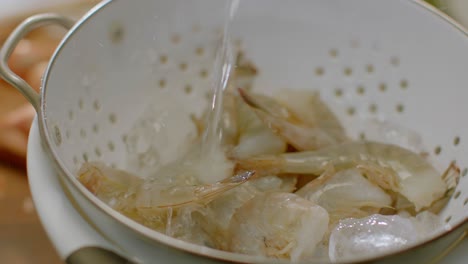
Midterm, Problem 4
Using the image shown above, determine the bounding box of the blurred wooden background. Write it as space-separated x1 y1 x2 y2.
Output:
0 1 98 263
0 80 60 262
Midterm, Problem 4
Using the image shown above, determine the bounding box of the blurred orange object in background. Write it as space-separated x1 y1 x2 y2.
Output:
0 1 98 263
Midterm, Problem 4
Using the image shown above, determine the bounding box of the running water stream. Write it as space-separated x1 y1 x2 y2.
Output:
200 0 239 156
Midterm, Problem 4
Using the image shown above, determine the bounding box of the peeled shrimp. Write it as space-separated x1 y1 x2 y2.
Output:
238 140 456 211
238 88 347 151
227 192 329 262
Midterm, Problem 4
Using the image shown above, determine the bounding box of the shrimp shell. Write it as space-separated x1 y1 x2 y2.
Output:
237 141 449 211
238 88 347 151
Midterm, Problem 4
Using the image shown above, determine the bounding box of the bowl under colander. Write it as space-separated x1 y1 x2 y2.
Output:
1 0 467 263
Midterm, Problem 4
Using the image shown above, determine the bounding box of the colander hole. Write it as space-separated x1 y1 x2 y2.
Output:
93 100 101 111
109 23 124 44
379 83 387 92
315 67 324 76
83 153 89 162
343 67 352 76
359 132 366 140
454 137 460 146
366 64 374 73
111 163 117 169
68 110 74 120
400 79 408 89
192 24 201 32
78 98 84 110
80 129 87 139
396 104 404 113
200 69 209 79
334 88 343 98
171 34 181 44
434 146 442 155
92 124 99 133
65 130 70 139
109 113 117 124
347 107 355 116
234 39 243 48
329 49 338 58
95 147 102 157
205 91 212 101
453 191 461 199
444 216 452 223
356 85 365 95
108 141 115 152
462 168 467 177
179 62 188 71
350 39 359 49
73 156 78 165
464 198 468 206
53 126 62 146
122 134 128 143
159 79 166 88
369 104 377 113
184 85 193 94
390 56 400 67
159 55 168 64
195 47 204 56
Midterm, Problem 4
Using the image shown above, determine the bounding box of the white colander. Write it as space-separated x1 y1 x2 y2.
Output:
0 0 467 263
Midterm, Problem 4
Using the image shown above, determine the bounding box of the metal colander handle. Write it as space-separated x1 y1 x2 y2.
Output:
0 13 75 111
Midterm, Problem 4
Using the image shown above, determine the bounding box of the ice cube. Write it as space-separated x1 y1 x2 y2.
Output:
125 106 165 176
328 214 419 262
125 104 194 178
362 119 425 154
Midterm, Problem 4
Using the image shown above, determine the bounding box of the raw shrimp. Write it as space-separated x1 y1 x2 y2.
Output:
295 166 394 240
226 51 258 92
231 93 287 158
296 167 393 216
78 162 142 210
227 192 329 262
135 170 255 208
237 140 458 211
192 50 259 145
170 175 297 250
78 161 254 209
191 92 239 147
77 162 169 230
238 88 347 151
207 175 297 231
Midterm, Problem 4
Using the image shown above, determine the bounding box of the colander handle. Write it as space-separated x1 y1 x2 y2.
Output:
0 13 75 112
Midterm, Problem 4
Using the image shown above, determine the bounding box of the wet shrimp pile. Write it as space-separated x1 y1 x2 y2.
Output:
76 54 460 262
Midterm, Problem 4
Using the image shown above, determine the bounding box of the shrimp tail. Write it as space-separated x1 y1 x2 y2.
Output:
426 162 460 214
356 161 401 192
